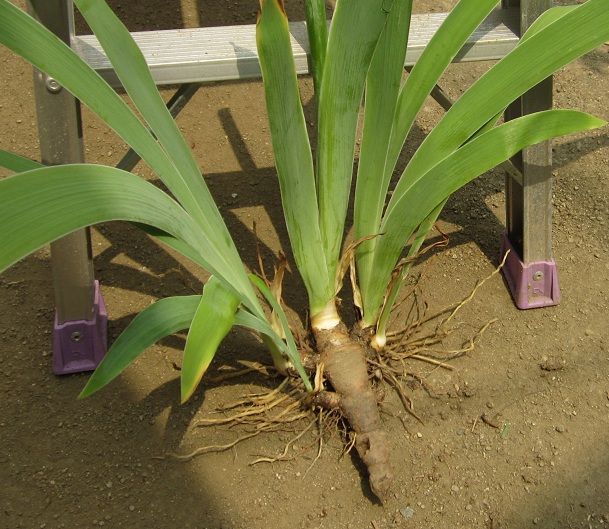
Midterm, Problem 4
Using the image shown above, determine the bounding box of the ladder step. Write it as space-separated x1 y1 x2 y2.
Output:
72 8 519 88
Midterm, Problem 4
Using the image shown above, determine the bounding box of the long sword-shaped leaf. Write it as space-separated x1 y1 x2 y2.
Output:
362 110 606 321
388 0 609 215
0 151 227 277
234 310 287 355
383 0 500 190
79 295 202 398
0 151 215 276
181 277 240 403
77 291 287 399
0 2 187 213
373 199 445 333
521 6 578 43
249 274 312 391
454 6 576 145
0 165 196 272
316 0 389 281
0 149 42 173
0 156 284 353
72 2 236 250
304 0 328 95
256 0 331 314
72 0 260 315
0 165 251 312
0 1 262 316
353 0 412 295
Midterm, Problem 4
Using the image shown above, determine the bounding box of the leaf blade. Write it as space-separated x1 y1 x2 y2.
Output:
354 0 413 295
72 0 261 316
0 1 185 207
181 277 240 403
0 165 257 313
365 110 606 321
304 0 328 95
256 0 332 313
316 0 388 280
249 274 312 391
79 295 202 398
384 0 500 188
0 149 43 173
389 0 609 215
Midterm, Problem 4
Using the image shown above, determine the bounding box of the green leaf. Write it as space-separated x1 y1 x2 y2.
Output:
390 0 609 211
72 1 232 241
384 0 500 187
316 0 389 280
0 165 251 312
0 1 186 209
354 0 413 295
362 110 606 321
181 277 240 403
72 0 261 316
0 165 197 272
0 149 42 173
79 295 202 398
249 274 312 391
0 1 262 317
304 0 328 95
256 0 331 313
521 6 578 43
373 199 445 333
234 309 287 355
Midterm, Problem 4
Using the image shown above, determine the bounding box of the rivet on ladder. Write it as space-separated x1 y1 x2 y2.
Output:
45 76 62 94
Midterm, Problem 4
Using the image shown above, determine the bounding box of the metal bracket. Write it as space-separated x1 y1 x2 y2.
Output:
500 234 560 310
52 281 108 375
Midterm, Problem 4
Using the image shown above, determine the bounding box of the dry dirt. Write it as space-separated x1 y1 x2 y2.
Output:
1 1 609 528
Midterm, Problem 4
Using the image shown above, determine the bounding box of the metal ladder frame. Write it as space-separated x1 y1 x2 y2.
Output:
26 0 556 375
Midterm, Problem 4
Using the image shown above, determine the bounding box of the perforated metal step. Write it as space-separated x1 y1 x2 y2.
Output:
72 8 519 88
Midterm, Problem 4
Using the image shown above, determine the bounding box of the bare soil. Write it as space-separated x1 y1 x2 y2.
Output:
1 1 609 528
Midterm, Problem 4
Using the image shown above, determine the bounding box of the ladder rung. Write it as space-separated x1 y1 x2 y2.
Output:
72 8 520 88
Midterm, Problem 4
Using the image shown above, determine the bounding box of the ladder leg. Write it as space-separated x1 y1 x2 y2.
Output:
28 0 107 374
500 0 559 309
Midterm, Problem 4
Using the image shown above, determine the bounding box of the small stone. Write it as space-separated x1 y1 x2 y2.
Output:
416 432 423 438
451 485 460 493
128 505 135 512
555 425 567 433
463 386 476 398
539 356 566 371
399 506 415 519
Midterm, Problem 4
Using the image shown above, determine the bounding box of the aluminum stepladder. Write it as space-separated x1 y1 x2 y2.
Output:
26 0 555 375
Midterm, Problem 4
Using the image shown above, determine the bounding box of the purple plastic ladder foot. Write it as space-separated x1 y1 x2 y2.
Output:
52 280 108 375
500 234 561 310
